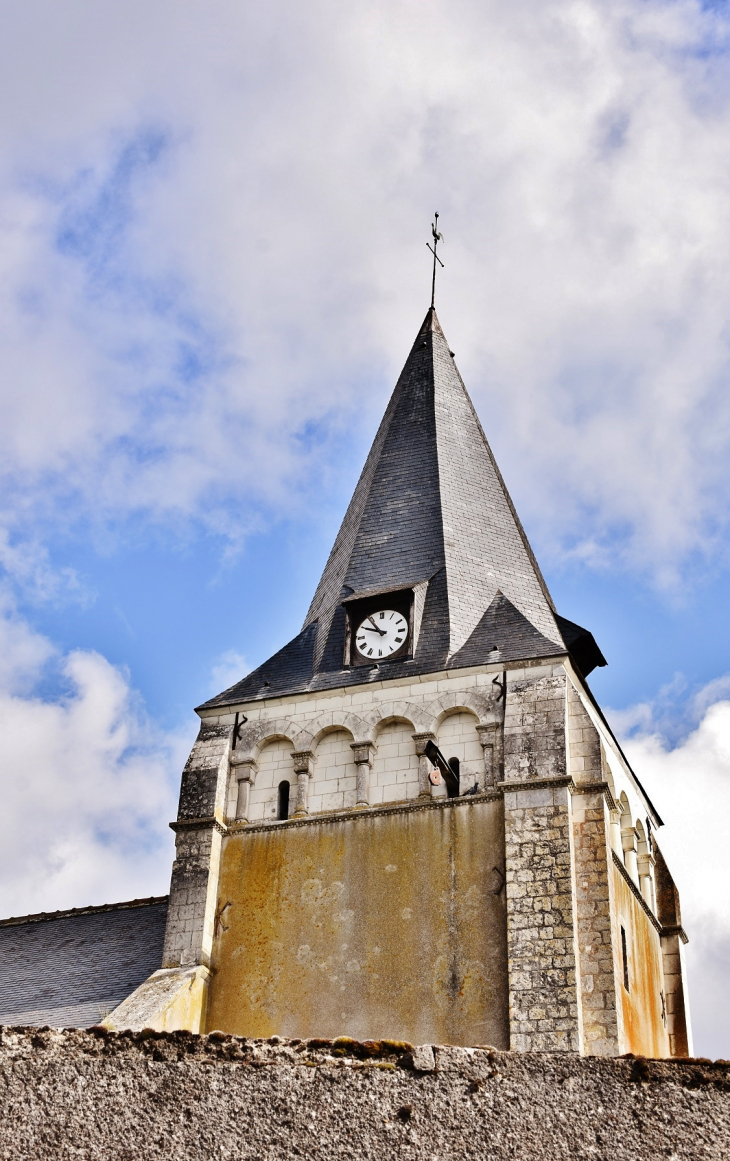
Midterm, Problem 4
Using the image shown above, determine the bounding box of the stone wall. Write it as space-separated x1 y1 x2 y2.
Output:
502 788 581 1052
1 1027 728 1161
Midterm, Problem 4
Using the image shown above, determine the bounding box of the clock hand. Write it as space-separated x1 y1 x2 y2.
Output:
366 617 387 636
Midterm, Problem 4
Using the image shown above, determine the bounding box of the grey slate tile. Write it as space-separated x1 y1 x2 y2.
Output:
0 898 168 1028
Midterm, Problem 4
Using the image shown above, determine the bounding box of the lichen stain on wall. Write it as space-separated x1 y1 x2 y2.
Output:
206 801 509 1047
613 869 670 1058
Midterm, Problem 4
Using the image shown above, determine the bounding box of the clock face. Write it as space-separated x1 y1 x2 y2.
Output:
355 609 408 660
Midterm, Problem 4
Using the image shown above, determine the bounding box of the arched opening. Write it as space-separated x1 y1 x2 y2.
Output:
636 819 655 910
277 780 290 821
249 737 295 823
371 719 420 804
310 728 357 812
434 711 481 797
619 793 638 883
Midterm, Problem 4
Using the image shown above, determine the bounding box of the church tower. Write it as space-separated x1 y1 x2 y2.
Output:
108 307 692 1057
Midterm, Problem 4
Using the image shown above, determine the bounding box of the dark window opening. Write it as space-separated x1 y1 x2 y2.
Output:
277 780 290 821
447 757 460 799
621 925 630 991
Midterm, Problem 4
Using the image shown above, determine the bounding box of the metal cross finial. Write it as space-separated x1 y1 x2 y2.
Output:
426 212 444 309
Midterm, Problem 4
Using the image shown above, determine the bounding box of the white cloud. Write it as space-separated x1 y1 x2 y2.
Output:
0 600 191 917
0 531 86 605
617 690 730 1058
0 2 729 584
209 650 248 697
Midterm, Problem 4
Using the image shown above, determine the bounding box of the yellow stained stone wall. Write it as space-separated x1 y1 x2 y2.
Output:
206 798 509 1047
613 866 671 1058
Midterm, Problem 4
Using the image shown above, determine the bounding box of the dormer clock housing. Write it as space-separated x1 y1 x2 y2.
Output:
343 587 414 667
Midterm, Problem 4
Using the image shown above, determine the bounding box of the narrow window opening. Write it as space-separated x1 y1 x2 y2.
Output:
621 925 630 991
447 757 460 799
277 780 290 821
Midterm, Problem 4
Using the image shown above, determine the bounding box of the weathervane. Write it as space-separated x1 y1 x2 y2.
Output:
426 212 444 309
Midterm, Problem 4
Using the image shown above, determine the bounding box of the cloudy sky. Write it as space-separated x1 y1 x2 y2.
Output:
0 0 728 1056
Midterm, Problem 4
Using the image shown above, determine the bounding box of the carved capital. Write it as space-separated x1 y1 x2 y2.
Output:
476 723 503 788
291 750 315 777
350 741 375 767
412 732 437 798
411 731 436 755
233 757 258 784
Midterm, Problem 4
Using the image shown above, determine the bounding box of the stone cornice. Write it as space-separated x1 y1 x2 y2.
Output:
570 779 617 811
225 790 502 836
170 816 228 837
661 922 690 946
497 775 574 794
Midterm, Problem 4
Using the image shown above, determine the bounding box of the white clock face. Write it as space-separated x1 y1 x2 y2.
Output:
355 609 408 660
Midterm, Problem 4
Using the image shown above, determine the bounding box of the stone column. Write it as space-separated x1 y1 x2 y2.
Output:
501 667 584 1053
351 742 375 808
609 809 623 859
571 786 621 1056
106 718 233 1034
502 778 583 1052
621 828 639 884
654 844 693 1057
291 750 314 817
162 721 231 971
476 723 502 788
412 732 437 797
565 678 622 1056
660 927 693 1057
637 851 656 911
231 758 257 822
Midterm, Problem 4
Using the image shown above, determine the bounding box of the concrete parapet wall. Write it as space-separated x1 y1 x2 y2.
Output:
0 1027 727 1160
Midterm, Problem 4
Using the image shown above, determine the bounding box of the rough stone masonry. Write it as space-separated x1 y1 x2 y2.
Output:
0 1027 728 1160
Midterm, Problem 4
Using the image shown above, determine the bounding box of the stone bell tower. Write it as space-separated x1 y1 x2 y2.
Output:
108 307 692 1058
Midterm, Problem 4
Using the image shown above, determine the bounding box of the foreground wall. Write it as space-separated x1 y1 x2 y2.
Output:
0 1028 727 1161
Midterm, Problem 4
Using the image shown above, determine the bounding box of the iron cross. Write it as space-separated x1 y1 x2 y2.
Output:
426 212 444 309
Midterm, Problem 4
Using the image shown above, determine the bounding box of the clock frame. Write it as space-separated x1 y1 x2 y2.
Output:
343 588 414 667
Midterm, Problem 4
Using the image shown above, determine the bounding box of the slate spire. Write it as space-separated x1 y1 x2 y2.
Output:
305 307 562 660
201 307 605 709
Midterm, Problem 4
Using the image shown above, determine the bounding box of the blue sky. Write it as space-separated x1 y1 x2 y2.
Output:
1 0 729 1055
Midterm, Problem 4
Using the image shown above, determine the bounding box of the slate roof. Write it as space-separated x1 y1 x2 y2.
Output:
202 308 605 709
0 897 168 1028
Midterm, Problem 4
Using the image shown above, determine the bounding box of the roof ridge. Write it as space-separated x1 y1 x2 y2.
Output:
0 895 169 928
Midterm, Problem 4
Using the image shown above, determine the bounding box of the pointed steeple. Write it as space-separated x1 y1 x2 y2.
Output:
305 307 561 658
200 308 605 709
